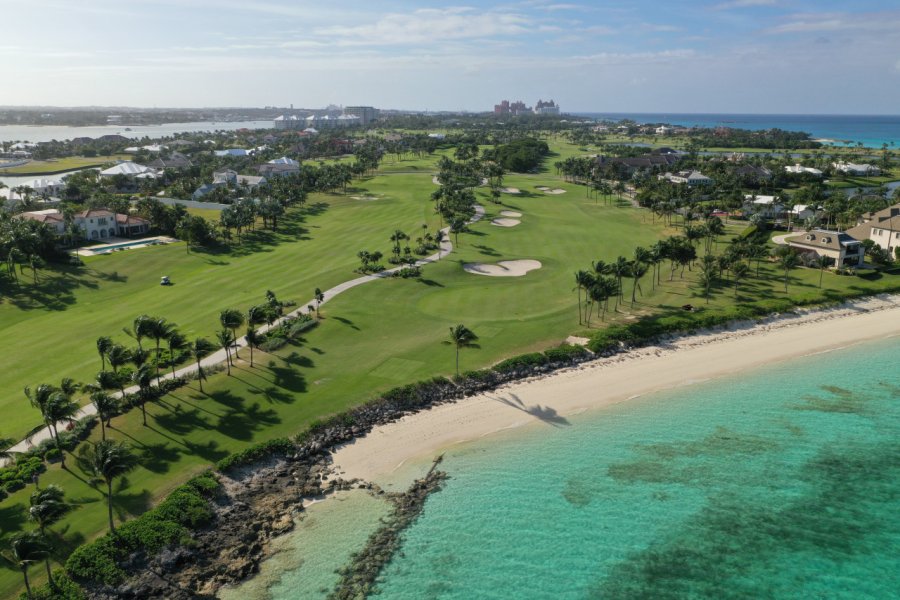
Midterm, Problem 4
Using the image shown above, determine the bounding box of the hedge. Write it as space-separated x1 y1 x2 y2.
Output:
66 472 220 586
215 438 295 473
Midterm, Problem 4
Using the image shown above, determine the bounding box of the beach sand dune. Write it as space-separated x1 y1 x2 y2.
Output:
331 295 900 484
463 259 541 276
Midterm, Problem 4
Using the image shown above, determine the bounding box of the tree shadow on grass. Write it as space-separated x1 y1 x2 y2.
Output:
181 439 229 464
267 364 308 393
0 504 28 541
218 403 280 441
248 385 295 405
206 389 246 411
331 316 360 330
418 278 444 287
137 442 183 474
280 351 313 368
112 483 153 520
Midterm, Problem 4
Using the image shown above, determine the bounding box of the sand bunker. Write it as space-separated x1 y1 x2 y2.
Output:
545 188 567 195
500 210 522 217
491 218 521 227
351 195 380 201
432 176 441 185
536 186 550 191
501 187 520 194
463 259 542 277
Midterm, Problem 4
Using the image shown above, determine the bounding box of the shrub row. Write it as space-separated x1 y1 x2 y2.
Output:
215 438 296 473
65 472 220 586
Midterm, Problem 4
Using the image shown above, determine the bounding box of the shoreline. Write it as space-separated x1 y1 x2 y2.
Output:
330 293 900 485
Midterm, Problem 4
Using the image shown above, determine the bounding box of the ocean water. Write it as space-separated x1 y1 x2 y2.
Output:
580 113 900 149
228 336 900 599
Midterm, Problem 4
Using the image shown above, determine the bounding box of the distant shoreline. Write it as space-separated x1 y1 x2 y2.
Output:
331 294 900 486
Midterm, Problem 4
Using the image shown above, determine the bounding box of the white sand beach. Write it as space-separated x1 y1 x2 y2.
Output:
463 259 542 276
331 295 900 483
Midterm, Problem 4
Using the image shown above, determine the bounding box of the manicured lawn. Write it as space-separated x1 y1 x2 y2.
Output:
0 155 130 175
2 141 899 597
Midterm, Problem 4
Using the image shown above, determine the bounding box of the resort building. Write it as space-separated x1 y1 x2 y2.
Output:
785 164 823 177
17 208 150 241
344 106 378 124
847 204 900 255
305 114 361 128
494 100 530 116
273 115 304 130
832 162 881 176
785 229 864 268
533 99 560 115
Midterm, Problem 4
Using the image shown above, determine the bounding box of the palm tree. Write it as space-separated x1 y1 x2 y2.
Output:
219 309 244 360
216 328 234 375
29 485 70 582
190 338 215 393
630 261 649 306
611 256 630 310
698 255 717 303
245 327 261 367
147 318 175 386
96 336 112 371
166 330 187 378
25 384 55 434
123 314 153 352
130 365 153 426
76 440 138 533
314 288 325 318
445 324 478 377
573 270 594 325
817 254 833 288
776 248 800 294
2 532 50 598
44 392 79 468
732 262 749 298
90 391 118 440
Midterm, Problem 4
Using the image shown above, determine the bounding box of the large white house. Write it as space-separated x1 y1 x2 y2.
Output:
17 208 151 241
847 204 900 255
785 229 865 268
785 164 823 177
99 161 159 179
743 194 783 219
660 170 713 186
832 161 881 176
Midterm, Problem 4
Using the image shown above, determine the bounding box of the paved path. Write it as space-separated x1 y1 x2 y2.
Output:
4 204 486 459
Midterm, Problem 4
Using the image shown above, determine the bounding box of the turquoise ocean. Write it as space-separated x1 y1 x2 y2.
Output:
224 335 900 599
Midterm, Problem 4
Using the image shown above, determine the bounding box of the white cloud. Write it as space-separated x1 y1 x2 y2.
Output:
714 0 776 9
571 49 697 65
313 8 530 46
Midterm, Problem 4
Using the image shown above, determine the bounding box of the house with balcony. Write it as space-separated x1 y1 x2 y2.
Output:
785 229 864 268
847 204 900 255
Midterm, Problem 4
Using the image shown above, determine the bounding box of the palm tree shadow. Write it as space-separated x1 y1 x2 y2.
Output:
490 393 570 427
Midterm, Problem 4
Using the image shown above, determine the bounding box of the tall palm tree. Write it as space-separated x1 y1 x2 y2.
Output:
96 336 112 371
611 256 630 310
44 393 79 469
445 324 478 377
776 248 800 294
630 261 649 306
216 329 234 374
2 532 50 598
123 314 153 352
817 254 833 288
90 391 118 440
190 338 214 393
147 318 175 385
76 440 138 533
166 330 187 378
314 288 325 318
732 262 749 298
245 327 261 368
573 270 594 325
25 384 55 434
29 484 70 535
219 309 244 360
130 365 153 426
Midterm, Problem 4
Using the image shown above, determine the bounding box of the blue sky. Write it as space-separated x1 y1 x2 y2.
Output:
2 0 899 113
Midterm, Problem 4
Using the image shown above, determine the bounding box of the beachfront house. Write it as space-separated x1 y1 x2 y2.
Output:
743 195 783 219
847 204 900 255
785 164 823 177
17 208 151 241
832 162 881 177
785 229 864 268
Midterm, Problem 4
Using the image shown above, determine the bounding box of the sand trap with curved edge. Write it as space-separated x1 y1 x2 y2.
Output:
351 195 380 201
536 186 550 191
463 259 542 277
501 187 520 194
545 188 567 195
500 210 522 217
491 218 521 227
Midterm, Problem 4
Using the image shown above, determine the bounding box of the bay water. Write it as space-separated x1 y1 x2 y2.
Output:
229 334 900 599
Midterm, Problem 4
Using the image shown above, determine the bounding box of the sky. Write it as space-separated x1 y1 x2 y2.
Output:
1 0 899 114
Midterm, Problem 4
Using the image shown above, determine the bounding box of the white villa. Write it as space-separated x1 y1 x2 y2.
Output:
99 161 159 179
832 161 881 176
785 164 823 176
743 194 783 219
660 170 713 186
789 204 819 223
17 208 151 241
193 170 268 200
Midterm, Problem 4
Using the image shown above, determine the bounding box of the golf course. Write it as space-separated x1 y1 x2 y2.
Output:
2 139 900 598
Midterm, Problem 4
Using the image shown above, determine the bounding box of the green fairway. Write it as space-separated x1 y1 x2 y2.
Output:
0 155 130 175
2 140 900 598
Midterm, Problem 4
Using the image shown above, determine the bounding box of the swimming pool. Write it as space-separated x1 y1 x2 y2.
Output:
89 238 166 253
